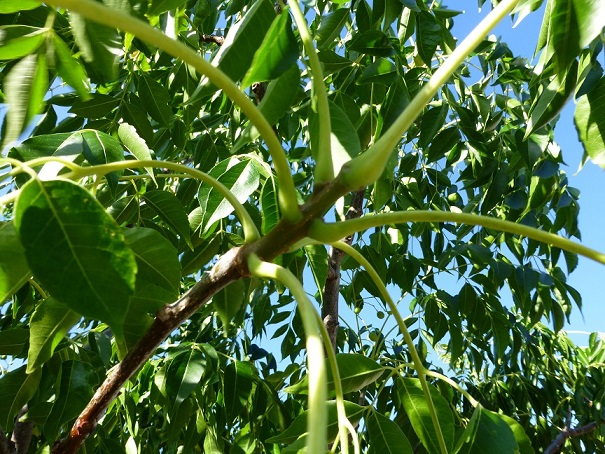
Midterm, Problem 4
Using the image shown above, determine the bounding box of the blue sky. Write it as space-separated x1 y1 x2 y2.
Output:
449 1 605 341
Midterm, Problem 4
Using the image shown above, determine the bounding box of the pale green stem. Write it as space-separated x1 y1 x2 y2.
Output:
329 240 448 454
247 254 327 453
424 369 479 408
310 211 605 265
71 160 260 241
341 0 522 190
288 1 333 184
312 309 359 454
42 0 302 223
3 156 260 242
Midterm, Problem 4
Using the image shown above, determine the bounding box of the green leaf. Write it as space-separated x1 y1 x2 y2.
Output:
44 360 99 441
574 76 605 168
317 8 350 49
234 65 300 151
0 25 46 60
142 190 193 248
180 233 221 276
147 0 187 16
266 400 365 444
242 9 298 87
0 222 30 304
212 280 247 333
456 405 518 454
260 176 280 235
348 30 395 57
197 158 261 233
138 74 173 127
525 60 577 139
69 94 120 118
499 413 534 454
14 179 137 335
397 378 455 452
0 1 41 13
367 411 413 454
304 244 328 298
357 58 397 85
80 129 125 193
164 348 207 408
70 13 122 83
123 227 181 313
285 353 385 395
27 297 81 373
52 34 92 100
318 50 353 75
310 101 361 176
118 122 156 184
0 328 29 356
0 366 41 432
3 53 47 147
224 360 256 422
208 0 275 84
416 11 442 66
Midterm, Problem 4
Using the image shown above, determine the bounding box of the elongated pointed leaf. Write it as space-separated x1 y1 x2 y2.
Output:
52 34 91 100
266 400 365 444
197 158 260 232
0 222 30 303
242 9 298 87
118 122 156 184
397 378 455 453
212 280 247 333
44 360 99 441
575 76 605 168
367 411 413 454
261 176 280 235
138 74 173 126
0 25 45 60
456 405 518 454
70 13 122 83
416 11 442 66
304 244 328 298
165 348 207 408
224 360 256 422
123 227 181 313
0 328 29 356
14 179 137 334
317 8 350 49
148 0 187 16
285 353 385 395
4 53 47 147
0 366 41 432
0 1 40 13
27 297 81 373
142 190 192 248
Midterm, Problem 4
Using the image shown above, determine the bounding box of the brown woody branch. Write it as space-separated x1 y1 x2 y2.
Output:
544 408 599 454
321 190 365 350
199 34 224 45
53 176 350 453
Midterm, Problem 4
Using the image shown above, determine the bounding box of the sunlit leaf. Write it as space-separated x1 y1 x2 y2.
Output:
0 223 30 304
14 179 137 334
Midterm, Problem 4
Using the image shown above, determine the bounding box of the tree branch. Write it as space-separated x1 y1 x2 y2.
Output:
321 190 365 350
52 248 247 454
11 406 32 454
544 417 599 454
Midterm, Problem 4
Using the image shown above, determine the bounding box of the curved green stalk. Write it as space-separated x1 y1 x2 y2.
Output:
340 0 522 190
424 369 479 408
247 253 327 453
310 211 605 265
43 0 302 223
3 156 260 241
313 310 359 454
289 1 333 184
69 159 260 241
330 240 448 454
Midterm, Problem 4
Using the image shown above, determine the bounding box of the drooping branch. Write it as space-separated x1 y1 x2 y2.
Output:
321 190 365 350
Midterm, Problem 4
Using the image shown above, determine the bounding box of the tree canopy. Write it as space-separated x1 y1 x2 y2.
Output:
1 0 605 453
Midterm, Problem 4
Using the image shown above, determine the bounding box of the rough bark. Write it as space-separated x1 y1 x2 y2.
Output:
321 190 365 350
544 409 599 454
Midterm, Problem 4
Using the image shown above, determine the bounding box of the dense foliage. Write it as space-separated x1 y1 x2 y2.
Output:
1 0 605 452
